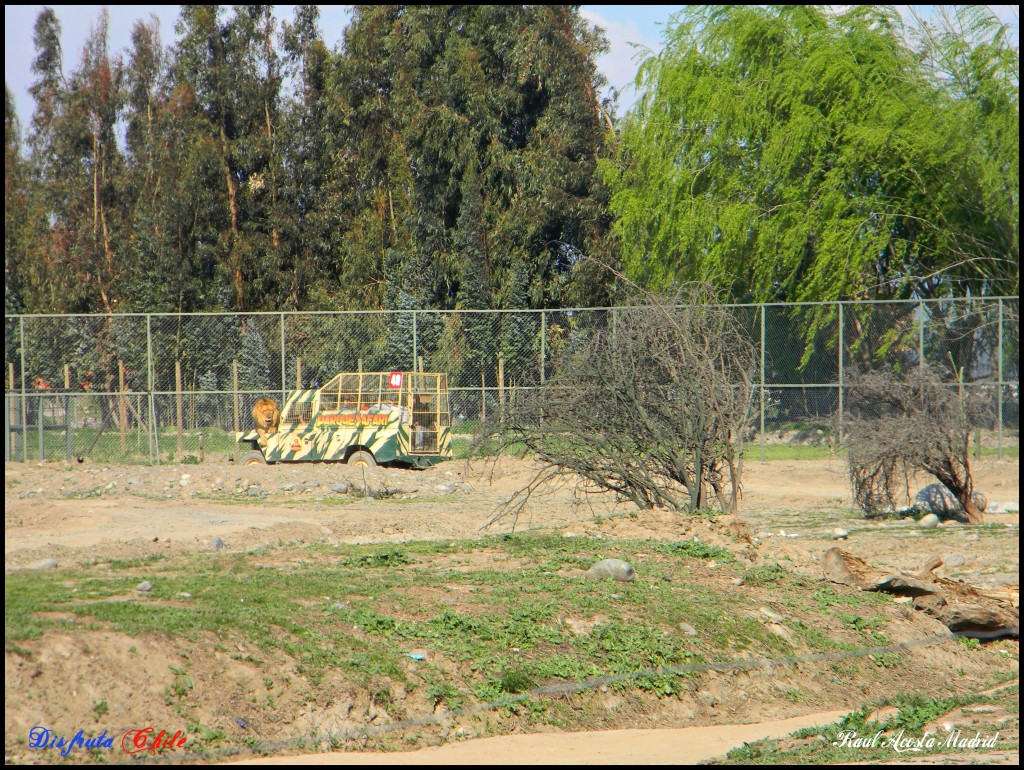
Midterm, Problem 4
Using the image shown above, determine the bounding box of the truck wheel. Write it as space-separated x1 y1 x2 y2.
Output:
240 450 267 466
347 450 377 468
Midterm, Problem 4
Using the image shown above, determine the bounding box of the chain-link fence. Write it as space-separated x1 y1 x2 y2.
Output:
5 298 1018 464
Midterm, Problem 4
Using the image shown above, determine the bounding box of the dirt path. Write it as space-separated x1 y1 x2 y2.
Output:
230 710 852 765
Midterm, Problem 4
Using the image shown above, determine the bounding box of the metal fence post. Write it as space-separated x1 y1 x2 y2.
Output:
837 302 844 451
64 388 72 463
540 310 546 384
280 313 287 405
147 314 159 465
37 394 44 461
412 310 418 371
918 300 925 368
997 298 1003 459
760 304 766 461
20 316 27 462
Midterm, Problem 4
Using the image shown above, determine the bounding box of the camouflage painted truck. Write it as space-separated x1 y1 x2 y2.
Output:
236 371 452 468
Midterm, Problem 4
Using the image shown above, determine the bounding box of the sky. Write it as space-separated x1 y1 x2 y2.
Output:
2 4 670 125
4 5 1019 130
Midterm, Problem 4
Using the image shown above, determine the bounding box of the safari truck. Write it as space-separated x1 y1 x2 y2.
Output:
237 371 451 468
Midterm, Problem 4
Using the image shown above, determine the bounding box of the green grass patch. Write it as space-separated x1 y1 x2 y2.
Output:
718 689 1015 764
6 529 1017 756
743 444 834 461
652 540 735 562
743 563 792 586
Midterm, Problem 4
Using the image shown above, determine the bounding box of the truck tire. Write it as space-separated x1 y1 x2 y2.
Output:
347 450 377 468
240 450 267 466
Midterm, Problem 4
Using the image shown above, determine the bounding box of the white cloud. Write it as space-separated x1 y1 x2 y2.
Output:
581 9 662 113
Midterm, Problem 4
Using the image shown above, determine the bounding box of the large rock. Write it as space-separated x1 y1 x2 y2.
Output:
914 483 987 518
585 559 636 582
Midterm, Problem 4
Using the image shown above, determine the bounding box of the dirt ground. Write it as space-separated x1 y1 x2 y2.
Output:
5 455 1020 764
5 454 1019 587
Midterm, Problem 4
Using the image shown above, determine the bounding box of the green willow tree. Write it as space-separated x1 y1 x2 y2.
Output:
605 6 1018 334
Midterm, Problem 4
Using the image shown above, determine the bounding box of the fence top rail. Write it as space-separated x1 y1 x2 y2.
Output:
3 296 1019 321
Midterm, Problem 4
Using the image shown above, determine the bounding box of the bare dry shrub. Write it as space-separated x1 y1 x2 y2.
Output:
843 363 990 523
479 285 757 526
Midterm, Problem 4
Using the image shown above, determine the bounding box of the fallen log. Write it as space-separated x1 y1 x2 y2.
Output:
822 547 1018 639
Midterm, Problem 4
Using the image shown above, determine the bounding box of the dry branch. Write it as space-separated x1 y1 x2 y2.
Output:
843 363 991 523
477 285 757 524
823 548 1018 638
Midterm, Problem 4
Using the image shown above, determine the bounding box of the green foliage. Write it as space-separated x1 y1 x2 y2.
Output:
498 669 536 695
742 564 790 587
722 690 1000 764
606 5 1018 360
652 540 734 562
339 549 412 568
10 3 614 317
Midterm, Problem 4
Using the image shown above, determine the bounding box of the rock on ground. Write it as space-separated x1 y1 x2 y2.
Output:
914 483 987 517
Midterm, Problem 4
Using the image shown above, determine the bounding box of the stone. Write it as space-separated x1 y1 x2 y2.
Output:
678 622 698 637
944 553 966 569
918 513 940 529
914 483 987 517
24 558 59 570
759 606 786 623
585 559 636 582
832 527 849 540
136 581 154 592
766 623 794 643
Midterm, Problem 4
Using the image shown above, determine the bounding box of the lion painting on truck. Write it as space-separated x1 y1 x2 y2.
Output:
237 371 451 468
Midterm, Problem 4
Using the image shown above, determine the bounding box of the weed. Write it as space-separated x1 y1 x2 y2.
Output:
498 669 536 694
653 540 734 561
743 563 790 586
340 550 412 568
92 698 110 720
165 665 194 704
872 652 902 668
426 679 465 710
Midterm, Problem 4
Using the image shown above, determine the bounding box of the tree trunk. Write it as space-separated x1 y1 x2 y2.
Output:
956 485 985 525
933 467 985 525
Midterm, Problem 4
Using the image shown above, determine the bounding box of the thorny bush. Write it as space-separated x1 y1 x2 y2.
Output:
843 363 991 523
478 285 757 526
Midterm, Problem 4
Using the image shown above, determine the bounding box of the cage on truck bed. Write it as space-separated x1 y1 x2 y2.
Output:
236 371 451 468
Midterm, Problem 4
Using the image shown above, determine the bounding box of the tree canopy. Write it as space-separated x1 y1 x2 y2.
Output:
5 4 617 315
604 5 1018 305
4 4 1017 323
